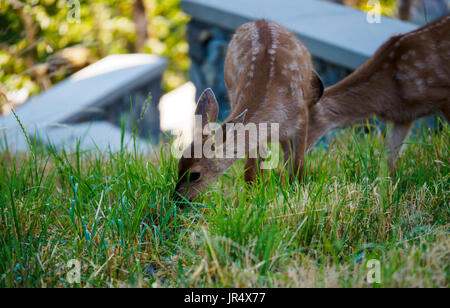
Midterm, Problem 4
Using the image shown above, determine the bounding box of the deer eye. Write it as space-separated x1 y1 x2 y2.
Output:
189 172 201 182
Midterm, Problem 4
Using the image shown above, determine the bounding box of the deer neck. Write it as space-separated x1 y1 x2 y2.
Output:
307 66 390 148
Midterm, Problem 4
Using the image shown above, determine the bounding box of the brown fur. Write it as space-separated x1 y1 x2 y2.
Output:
308 14 450 168
175 20 323 201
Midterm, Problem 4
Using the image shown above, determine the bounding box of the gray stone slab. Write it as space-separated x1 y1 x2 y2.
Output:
182 0 418 69
0 125 30 152
43 121 150 153
0 121 151 153
0 54 166 132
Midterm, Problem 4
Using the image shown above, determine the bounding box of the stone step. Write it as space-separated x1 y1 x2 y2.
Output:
44 121 151 153
0 54 167 152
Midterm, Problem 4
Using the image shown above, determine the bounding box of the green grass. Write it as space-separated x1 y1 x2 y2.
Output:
0 119 448 288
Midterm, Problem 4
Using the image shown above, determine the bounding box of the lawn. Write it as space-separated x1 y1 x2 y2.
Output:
0 119 448 288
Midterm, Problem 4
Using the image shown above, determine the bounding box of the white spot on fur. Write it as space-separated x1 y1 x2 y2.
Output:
269 23 280 50
288 61 299 71
245 22 260 82
249 23 259 47
278 87 288 95
414 61 425 69
290 80 298 97
294 43 303 57
266 23 280 90
415 79 425 93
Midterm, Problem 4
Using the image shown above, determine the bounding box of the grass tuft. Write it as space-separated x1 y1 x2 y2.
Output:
0 119 448 287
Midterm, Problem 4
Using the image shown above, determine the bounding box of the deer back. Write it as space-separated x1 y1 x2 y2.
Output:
223 20 322 134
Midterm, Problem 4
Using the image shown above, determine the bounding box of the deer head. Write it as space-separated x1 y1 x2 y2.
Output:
174 88 247 201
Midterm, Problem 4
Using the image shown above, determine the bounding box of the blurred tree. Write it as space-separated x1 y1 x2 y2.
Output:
357 0 397 17
324 0 398 17
0 0 189 110
133 0 148 52
398 0 412 20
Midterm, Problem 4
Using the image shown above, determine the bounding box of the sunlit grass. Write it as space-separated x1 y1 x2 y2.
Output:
0 118 448 287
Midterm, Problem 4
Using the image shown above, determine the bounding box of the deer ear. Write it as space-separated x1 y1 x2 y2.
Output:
229 109 248 124
218 109 248 144
309 70 324 105
195 88 219 127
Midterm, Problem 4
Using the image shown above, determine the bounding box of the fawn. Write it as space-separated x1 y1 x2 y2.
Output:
175 20 323 201
307 14 450 168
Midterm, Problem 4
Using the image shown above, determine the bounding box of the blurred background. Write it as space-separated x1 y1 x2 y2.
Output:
1 0 189 107
0 0 449 150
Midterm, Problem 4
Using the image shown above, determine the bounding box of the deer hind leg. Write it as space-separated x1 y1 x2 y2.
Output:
388 121 413 170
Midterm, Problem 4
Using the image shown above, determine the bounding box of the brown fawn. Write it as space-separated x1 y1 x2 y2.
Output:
307 14 450 168
175 20 323 201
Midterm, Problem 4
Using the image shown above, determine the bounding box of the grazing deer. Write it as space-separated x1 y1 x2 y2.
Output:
175 20 323 201
307 14 450 168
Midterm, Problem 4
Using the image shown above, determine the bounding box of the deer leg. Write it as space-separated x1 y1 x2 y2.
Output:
441 104 450 123
281 139 294 172
293 128 308 181
244 157 258 183
388 121 413 169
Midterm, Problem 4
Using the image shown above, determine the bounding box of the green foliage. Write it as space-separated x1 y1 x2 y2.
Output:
357 0 398 17
0 119 448 287
148 0 190 90
0 0 189 99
